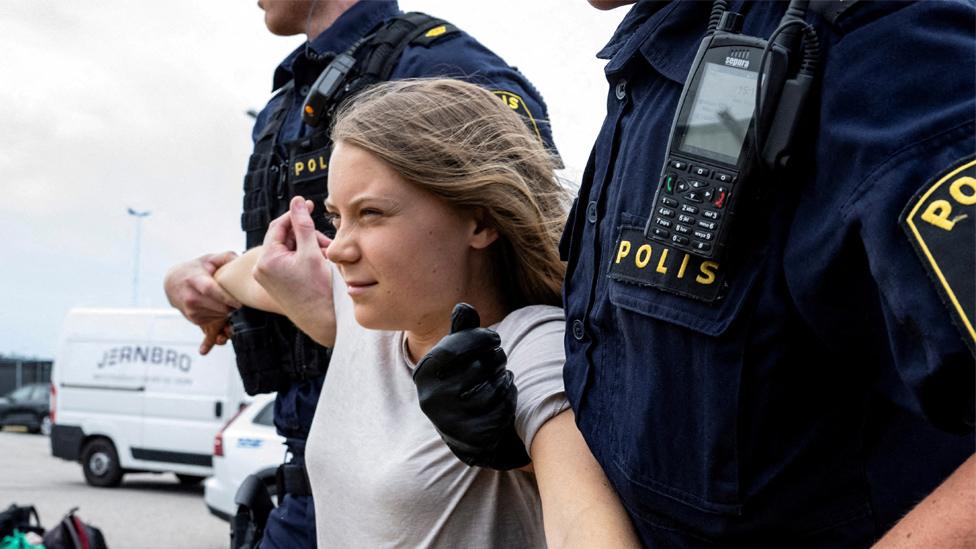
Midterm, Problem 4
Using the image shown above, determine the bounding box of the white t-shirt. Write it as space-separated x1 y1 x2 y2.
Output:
306 268 569 548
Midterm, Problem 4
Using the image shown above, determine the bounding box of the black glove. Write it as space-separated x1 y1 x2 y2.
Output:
413 303 531 470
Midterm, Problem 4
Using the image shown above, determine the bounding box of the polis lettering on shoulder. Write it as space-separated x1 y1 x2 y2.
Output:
901 156 976 353
492 90 541 141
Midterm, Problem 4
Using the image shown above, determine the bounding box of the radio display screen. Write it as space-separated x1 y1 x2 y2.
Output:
677 62 758 166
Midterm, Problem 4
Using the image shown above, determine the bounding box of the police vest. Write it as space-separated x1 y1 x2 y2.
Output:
232 12 461 394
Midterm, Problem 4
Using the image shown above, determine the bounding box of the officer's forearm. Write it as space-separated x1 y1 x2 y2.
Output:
214 247 283 314
873 453 976 548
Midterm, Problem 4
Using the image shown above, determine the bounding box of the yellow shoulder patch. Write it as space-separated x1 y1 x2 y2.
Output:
901 156 976 352
425 25 447 38
492 90 541 141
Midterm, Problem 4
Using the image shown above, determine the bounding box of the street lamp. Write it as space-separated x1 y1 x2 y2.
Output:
127 207 151 307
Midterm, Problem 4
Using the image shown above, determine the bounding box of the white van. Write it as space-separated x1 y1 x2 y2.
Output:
49 308 247 487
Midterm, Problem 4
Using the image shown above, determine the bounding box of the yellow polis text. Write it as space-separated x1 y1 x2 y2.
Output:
615 240 719 285
921 175 976 231
294 155 328 177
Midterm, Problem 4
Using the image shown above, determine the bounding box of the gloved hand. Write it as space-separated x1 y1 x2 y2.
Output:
413 303 531 470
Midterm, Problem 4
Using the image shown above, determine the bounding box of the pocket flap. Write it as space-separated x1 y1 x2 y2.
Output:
607 213 766 336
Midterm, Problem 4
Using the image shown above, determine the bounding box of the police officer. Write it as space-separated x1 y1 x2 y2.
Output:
163 1 556 547
559 0 975 547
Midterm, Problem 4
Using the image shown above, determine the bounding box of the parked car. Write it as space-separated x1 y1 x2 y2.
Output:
0 383 51 434
205 393 286 521
49 308 248 488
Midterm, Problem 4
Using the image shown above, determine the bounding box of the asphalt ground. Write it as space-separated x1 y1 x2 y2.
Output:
0 429 228 548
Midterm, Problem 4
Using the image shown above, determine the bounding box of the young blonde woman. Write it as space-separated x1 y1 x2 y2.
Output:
214 79 638 548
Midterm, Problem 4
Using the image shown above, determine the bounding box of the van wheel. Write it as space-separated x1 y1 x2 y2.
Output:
81 439 124 487
176 474 205 485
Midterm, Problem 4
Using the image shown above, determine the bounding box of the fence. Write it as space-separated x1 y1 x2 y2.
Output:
0 357 52 396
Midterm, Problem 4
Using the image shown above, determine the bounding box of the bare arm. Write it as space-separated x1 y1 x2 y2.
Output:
211 198 336 349
532 409 640 549
213 246 283 314
873 453 976 548
252 197 337 347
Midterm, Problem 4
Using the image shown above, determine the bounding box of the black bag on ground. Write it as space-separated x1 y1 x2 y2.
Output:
0 504 43 539
42 508 107 549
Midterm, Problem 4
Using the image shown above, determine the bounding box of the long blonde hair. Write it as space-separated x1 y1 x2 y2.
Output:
331 78 567 309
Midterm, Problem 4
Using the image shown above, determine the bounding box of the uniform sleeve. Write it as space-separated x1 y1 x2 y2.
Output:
501 308 571 455
389 31 557 153
832 1 976 433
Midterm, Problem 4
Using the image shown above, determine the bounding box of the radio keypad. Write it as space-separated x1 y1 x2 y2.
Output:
669 159 689 171
714 172 734 184
661 173 677 194
650 157 736 256
713 187 728 208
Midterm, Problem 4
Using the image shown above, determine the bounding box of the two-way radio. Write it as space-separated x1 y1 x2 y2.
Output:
644 0 820 260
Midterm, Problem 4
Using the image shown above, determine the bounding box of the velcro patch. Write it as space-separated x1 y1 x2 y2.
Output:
608 226 725 302
900 156 976 353
289 147 330 184
492 90 541 141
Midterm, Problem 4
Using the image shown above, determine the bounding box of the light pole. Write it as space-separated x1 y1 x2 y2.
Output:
127 207 151 307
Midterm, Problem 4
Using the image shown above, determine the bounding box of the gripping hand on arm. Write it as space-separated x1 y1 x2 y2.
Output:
164 251 242 355
164 251 242 323
413 303 530 470
252 196 336 347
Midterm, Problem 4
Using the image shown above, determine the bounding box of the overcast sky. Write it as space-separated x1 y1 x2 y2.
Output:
0 0 628 359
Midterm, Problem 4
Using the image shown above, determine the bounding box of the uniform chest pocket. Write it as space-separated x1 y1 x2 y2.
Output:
603 212 768 518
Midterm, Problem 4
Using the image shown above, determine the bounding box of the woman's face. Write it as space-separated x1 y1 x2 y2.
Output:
324 141 486 333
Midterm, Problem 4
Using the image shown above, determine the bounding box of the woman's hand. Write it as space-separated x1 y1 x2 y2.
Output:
253 196 337 347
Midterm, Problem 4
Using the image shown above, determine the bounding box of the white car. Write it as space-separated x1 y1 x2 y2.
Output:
204 393 286 521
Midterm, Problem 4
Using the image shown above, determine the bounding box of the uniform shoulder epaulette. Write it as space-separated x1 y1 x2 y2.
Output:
409 19 460 48
361 12 461 83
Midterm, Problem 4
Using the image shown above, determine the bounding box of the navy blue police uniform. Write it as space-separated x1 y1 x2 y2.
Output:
239 2 556 547
560 1 975 546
